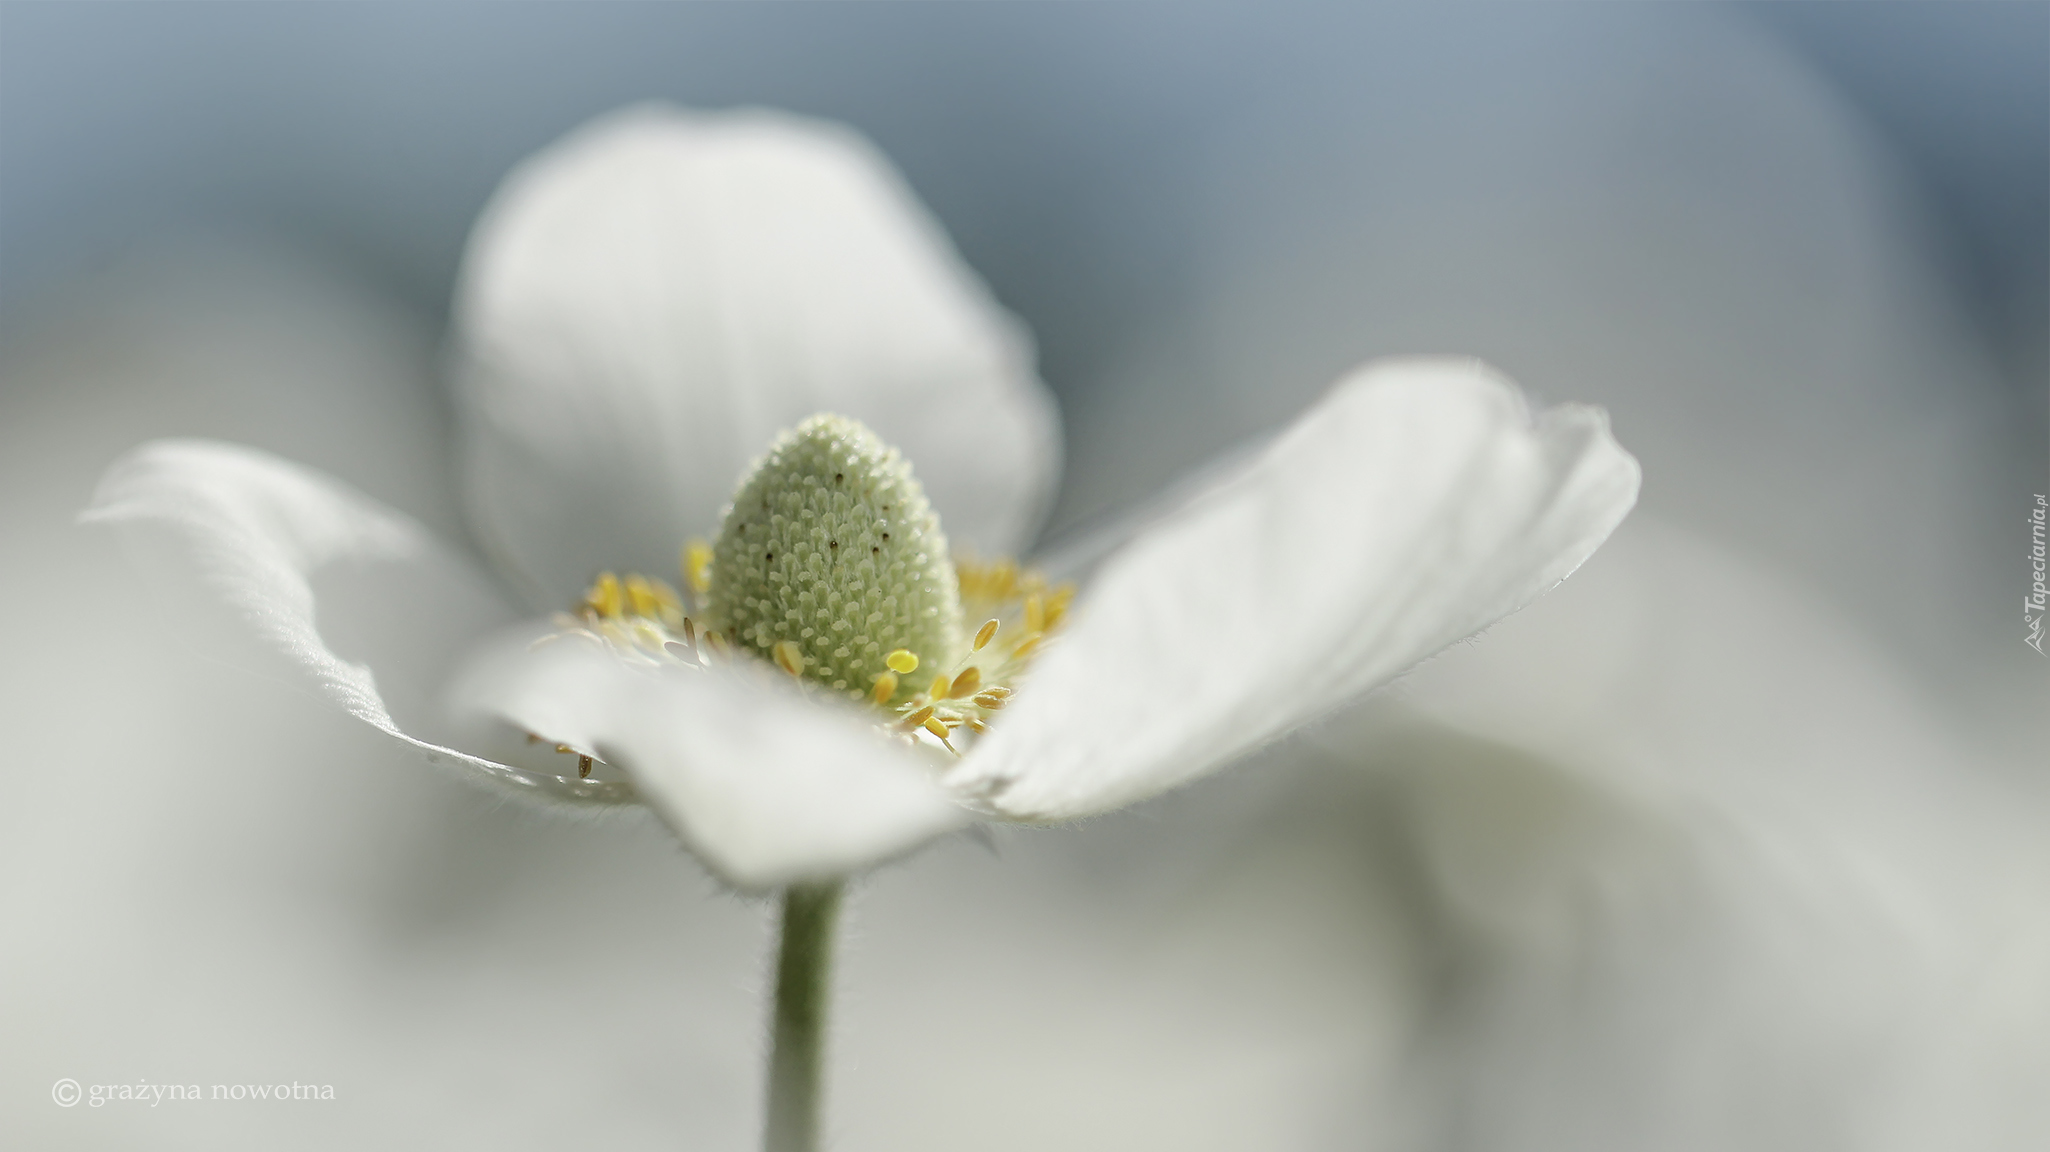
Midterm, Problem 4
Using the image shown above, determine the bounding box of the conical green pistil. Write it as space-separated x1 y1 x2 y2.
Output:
707 414 962 701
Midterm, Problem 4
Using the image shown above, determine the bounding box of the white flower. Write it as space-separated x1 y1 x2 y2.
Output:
84 105 1640 891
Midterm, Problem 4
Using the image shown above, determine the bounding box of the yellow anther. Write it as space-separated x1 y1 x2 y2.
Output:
905 704 936 728
1010 634 1042 661
972 690 1007 709
973 618 1000 651
625 574 658 617
554 744 573 754
988 559 1018 599
921 716 951 740
927 672 951 699
955 555 1024 604
772 640 806 677
871 671 898 705
702 630 730 660
1023 593 1045 635
966 717 988 732
1046 584 1075 629
684 539 714 596
947 666 981 698
585 572 624 618
886 649 919 675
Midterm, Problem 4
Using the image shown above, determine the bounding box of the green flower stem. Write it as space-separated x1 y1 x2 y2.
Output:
764 880 844 1152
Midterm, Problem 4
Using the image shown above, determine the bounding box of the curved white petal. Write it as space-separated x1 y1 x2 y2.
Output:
453 631 970 891
453 104 1061 607
951 357 1642 821
83 440 632 805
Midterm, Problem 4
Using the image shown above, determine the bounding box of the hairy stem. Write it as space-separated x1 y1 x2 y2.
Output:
764 880 844 1152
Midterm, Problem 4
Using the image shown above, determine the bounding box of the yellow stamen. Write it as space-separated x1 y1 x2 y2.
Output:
957 556 1020 603
1023 593 1045 635
871 671 898 705
886 648 919 675
927 672 951 699
1045 585 1075 629
624 574 658 617
921 716 950 740
972 690 1007 709
586 572 624 619
973 618 1000 651
772 640 806 677
684 539 714 597
905 704 936 728
1011 634 1042 660
947 666 981 698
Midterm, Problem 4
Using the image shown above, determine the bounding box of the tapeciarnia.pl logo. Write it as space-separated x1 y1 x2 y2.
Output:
2027 494 2046 655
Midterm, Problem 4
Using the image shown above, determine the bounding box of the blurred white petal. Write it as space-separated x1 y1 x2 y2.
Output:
1320 514 2050 1151
453 104 1061 607
454 632 969 890
82 439 630 803
954 358 1640 820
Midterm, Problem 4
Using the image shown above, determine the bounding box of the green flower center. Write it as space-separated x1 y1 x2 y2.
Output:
707 414 961 700
544 414 1071 767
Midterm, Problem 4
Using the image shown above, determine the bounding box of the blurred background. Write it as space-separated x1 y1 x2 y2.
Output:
2 4 2045 1150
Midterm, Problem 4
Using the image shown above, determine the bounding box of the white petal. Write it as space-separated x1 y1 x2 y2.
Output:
453 631 970 891
83 440 632 805
951 357 1641 820
453 104 1061 607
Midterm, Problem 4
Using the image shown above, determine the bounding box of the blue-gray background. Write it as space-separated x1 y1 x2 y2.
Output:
5 4 2044 385
4 4 2045 343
